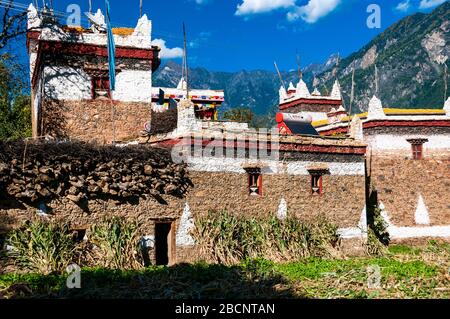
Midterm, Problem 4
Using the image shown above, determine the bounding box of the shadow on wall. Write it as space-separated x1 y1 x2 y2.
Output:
39 67 86 138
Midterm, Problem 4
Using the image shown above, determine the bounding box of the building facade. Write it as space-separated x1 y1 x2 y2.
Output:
27 5 160 143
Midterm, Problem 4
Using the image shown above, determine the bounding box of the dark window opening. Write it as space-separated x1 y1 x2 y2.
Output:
155 222 172 266
311 174 323 195
247 170 262 196
0 233 6 252
92 76 111 99
71 229 87 243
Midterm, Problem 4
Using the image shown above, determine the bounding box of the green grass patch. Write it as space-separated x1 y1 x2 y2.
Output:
274 257 438 281
388 245 421 255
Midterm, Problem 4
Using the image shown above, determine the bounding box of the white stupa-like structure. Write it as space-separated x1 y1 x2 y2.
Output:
279 78 345 122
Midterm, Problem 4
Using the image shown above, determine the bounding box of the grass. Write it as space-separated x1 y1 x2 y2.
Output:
1 241 449 299
193 211 339 265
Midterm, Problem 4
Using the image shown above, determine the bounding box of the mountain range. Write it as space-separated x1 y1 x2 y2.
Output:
153 2 449 117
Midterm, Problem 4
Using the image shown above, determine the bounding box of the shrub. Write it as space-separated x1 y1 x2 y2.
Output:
193 211 339 265
89 217 143 269
6 220 77 274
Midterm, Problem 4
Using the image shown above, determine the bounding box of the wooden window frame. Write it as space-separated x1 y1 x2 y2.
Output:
308 169 328 196
91 76 111 100
407 138 428 160
245 168 263 197
310 174 323 195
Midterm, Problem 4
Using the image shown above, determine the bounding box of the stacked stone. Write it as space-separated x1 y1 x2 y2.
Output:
0 140 190 204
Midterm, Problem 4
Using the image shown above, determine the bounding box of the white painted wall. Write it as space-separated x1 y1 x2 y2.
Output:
186 157 365 176
366 134 450 153
286 162 365 176
43 66 153 103
39 25 152 49
44 66 91 100
112 70 152 103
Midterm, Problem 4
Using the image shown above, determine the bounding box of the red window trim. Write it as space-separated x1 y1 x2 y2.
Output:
311 174 323 196
407 138 428 160
91 76 111 100
247 171 263 197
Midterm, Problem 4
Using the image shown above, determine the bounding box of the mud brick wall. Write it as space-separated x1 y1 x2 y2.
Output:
0 170 366 264
186 172 366 229
41 100 152 143
150 109 177 135
369 155 450 227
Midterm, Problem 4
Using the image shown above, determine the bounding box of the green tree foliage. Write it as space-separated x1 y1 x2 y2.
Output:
0 54 31 140
223 107 254 123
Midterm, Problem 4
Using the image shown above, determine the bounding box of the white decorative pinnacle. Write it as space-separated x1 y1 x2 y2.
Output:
277 198 287 221
89 9 106 32
330 80 342 100
288 82 296 92
367 95 386 119
177 77 187 90
133 14 152 40
312 87 321 96
415 194 430 225
279 85 288 102
295 79 310 98
444 97 450 117
27 3 42 29
349 115 364 141
176 202 195 246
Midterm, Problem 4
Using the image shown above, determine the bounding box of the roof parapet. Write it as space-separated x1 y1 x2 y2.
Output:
27 3 42 29
330 80 342 100
444 97 450 117
367 95 386 119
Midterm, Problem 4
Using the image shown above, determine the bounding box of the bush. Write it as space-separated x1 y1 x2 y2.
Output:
6 220 77 274
193 211 339 265
89 217 143 270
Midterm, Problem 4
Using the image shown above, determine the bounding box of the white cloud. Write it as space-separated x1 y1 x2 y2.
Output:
150 39 183 59
235 0 295 16
395 0 411 12
287 0 341 23
419 0 447 9
195 0 209 4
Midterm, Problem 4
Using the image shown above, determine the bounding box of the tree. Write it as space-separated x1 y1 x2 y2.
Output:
223 107 254 123
0 0 28 50
0 54 31 140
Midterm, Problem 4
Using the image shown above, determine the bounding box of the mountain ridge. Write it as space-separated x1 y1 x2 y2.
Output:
153 2 449 116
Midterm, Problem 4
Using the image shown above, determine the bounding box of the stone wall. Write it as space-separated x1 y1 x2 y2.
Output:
187 172 366 229
0 167 367 264
369 155 450 227
41 100 151 143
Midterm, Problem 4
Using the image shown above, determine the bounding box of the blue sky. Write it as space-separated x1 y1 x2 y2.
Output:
9 0 449 72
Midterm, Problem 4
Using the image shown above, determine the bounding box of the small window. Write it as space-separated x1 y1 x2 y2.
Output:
247 169 262 196
407 138 428 160
92 76 110 99
412 144 423 160
308 168 328 195
311 174 323 195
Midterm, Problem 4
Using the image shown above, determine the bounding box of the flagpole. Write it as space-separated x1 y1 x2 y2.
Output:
183 23 189 100
348 64 355 132
375 64 379 96
105 0 117 144
140 0 143 17
444 63 448 103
